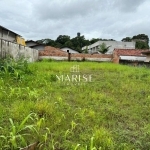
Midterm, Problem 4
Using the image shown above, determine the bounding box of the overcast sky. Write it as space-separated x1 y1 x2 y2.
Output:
0 0 150 41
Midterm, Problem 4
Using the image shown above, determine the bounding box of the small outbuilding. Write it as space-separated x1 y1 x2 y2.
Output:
61 47 79 53
113 49 149 65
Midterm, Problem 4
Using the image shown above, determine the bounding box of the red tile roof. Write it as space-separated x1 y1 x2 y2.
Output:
114 49 150 56
39 46 68 56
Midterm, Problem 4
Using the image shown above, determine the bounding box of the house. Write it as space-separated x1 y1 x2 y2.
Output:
61 47 79 53
113 49 149 64
82 41 135 54
26 40 46 50
0 25 26 45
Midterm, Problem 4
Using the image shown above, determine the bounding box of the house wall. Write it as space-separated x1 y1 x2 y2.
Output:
82 41 135 54
61 47 79 53
145 54 150 62
120 56 146 61
31 45 45 50
0 27 17 42
0 39 39 62
39 56 112 62
26 41 37 47
112 50 119 63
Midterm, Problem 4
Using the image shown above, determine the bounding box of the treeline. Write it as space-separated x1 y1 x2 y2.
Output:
36 34 115 53
122 34 149 49
36 33 149 53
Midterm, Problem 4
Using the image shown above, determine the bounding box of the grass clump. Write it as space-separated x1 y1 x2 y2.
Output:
0 56 31 79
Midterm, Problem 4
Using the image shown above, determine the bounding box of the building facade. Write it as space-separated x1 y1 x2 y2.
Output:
0 25 26 45
82 41 136 54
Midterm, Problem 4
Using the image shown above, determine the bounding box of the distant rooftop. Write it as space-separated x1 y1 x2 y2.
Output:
0 25 21 36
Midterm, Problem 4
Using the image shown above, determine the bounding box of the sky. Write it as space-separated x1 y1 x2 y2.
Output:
0 0 150 41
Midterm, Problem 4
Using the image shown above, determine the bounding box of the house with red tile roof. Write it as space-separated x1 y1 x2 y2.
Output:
113 49 150 64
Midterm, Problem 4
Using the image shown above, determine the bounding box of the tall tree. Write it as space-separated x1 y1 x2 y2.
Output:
135 41 149 49
122 34 149 49
64 41 73 48
121 37 132 42
90 38 100 44
71 35 87 52
132 34 149 45
55 35 70 45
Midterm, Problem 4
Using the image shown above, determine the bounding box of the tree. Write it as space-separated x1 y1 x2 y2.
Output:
83 46 88 53
122 34 149 49
44 39 56 47
135 41 149 49
64 41 73 48
121 37 132 42
55 35 70 45
71 35 87 52
98 43 110 54
133 34 149 49
132 34 149 45
90 38 100 44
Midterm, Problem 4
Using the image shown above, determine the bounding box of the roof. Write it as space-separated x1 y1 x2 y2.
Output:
61 47 79 53
0 25 21 36
30 44 46 48
26 40 36 43
39 46 68 56
114 49 150 56
26 40 46 47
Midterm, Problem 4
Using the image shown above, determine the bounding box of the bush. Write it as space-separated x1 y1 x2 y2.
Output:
0 56 31 79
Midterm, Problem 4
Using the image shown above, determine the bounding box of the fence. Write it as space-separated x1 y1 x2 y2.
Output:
39 46 113 62
0 39 38 62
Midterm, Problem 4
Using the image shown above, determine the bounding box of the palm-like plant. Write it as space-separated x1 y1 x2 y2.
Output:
98 43 111 54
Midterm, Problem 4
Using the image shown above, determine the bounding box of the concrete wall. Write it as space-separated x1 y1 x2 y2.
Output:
0 39 39 62
82 41 135 54
39 56 112 62
39 46 112 62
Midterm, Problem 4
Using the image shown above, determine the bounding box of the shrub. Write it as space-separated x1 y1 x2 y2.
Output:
0 56 31 79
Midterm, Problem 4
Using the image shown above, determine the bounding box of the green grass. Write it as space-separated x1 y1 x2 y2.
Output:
0 61 150 149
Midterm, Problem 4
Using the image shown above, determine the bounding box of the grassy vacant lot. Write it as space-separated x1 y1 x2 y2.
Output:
0 59 150 150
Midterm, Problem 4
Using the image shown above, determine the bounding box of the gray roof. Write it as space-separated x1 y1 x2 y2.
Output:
0 25 21 36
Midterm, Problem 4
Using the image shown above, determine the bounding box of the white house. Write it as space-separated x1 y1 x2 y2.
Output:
61 47 79 53
82 40 136 54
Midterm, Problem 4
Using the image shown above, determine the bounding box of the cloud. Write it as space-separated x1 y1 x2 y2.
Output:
110 0 147 13
32 0 104 20
0 0 150 42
